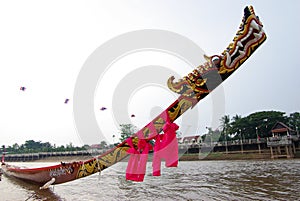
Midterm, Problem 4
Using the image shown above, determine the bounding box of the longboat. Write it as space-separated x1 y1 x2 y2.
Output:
1 5 266 188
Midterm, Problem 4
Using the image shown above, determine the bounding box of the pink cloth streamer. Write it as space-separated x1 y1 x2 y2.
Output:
152 121 179 176
125 138 152 182
125 110 179 181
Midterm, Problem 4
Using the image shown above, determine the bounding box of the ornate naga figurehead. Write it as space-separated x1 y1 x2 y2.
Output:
168 5 266 104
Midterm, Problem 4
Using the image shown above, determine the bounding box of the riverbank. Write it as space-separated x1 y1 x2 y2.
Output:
180 152 271 161
7 147 300 163
33 151 273 163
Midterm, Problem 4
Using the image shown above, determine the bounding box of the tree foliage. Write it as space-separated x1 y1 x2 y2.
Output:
202 111 299 142
220 115 230 141
1 111 299 153
119 124 138 142
288 112 300 132
1 140 87 154
220 110 297 140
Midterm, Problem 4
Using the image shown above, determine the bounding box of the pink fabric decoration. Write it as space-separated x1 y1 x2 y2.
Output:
152 120 179 176
125 138 152 182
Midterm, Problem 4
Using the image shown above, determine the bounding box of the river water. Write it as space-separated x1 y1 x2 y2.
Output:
0 159 299 201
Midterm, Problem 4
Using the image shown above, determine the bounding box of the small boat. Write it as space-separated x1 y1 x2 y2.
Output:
2 161 82 186
1 5 266 188
1 144 129 187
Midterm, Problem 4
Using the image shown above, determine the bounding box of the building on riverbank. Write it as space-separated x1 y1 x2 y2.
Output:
267 122 298 158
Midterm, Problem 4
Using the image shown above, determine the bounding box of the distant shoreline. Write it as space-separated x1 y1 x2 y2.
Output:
6 150 299 164
180 152 272 161
29 152 274 163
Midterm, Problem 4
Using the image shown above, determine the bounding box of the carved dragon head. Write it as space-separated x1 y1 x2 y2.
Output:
168 5 267 102
220 5 266 74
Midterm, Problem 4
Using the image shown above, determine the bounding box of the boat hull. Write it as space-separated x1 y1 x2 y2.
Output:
1 163 81 185
1 145 130 185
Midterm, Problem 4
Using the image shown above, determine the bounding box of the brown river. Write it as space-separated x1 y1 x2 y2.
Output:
1 159 299 201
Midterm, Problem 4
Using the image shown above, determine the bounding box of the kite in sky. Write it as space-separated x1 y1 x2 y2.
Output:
131 114 135 118
20 87 26 91
64 99 69 104
100 107 107 111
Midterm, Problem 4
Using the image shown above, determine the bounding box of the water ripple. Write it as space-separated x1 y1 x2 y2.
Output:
1 160 300 200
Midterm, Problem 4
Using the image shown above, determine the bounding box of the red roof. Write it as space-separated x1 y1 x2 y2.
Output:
183 135 200 141
90 144 101 149
272 128 288 133
271 122 295 133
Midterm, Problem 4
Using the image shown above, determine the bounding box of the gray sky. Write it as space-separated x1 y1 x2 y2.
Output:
0 0 299 146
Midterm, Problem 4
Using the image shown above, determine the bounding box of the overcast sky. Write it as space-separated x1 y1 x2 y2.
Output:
0 0 299 146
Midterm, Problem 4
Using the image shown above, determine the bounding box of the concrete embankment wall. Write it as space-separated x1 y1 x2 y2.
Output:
3 141 300 162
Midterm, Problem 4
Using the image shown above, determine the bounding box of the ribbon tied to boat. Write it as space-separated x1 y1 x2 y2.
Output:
125 137 153 182
125 111 180 181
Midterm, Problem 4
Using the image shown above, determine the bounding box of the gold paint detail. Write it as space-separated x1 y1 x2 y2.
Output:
76 146 129 179
168 5 266 99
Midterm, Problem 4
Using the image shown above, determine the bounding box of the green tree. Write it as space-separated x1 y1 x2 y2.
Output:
288 112 300 133
41 142 52 152
119 124 138 142
100 140 107 148
66 142 74 151
228 111 288 139
247 111 287 138
12 143 20 152
230 115 243 139
202 127 221 144
1 145 5 154
220 115 230 141
24 140 43 152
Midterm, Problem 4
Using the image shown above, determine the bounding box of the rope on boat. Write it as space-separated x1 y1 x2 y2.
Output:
39 177 56 190
24 193 35 201
96 158 102 182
